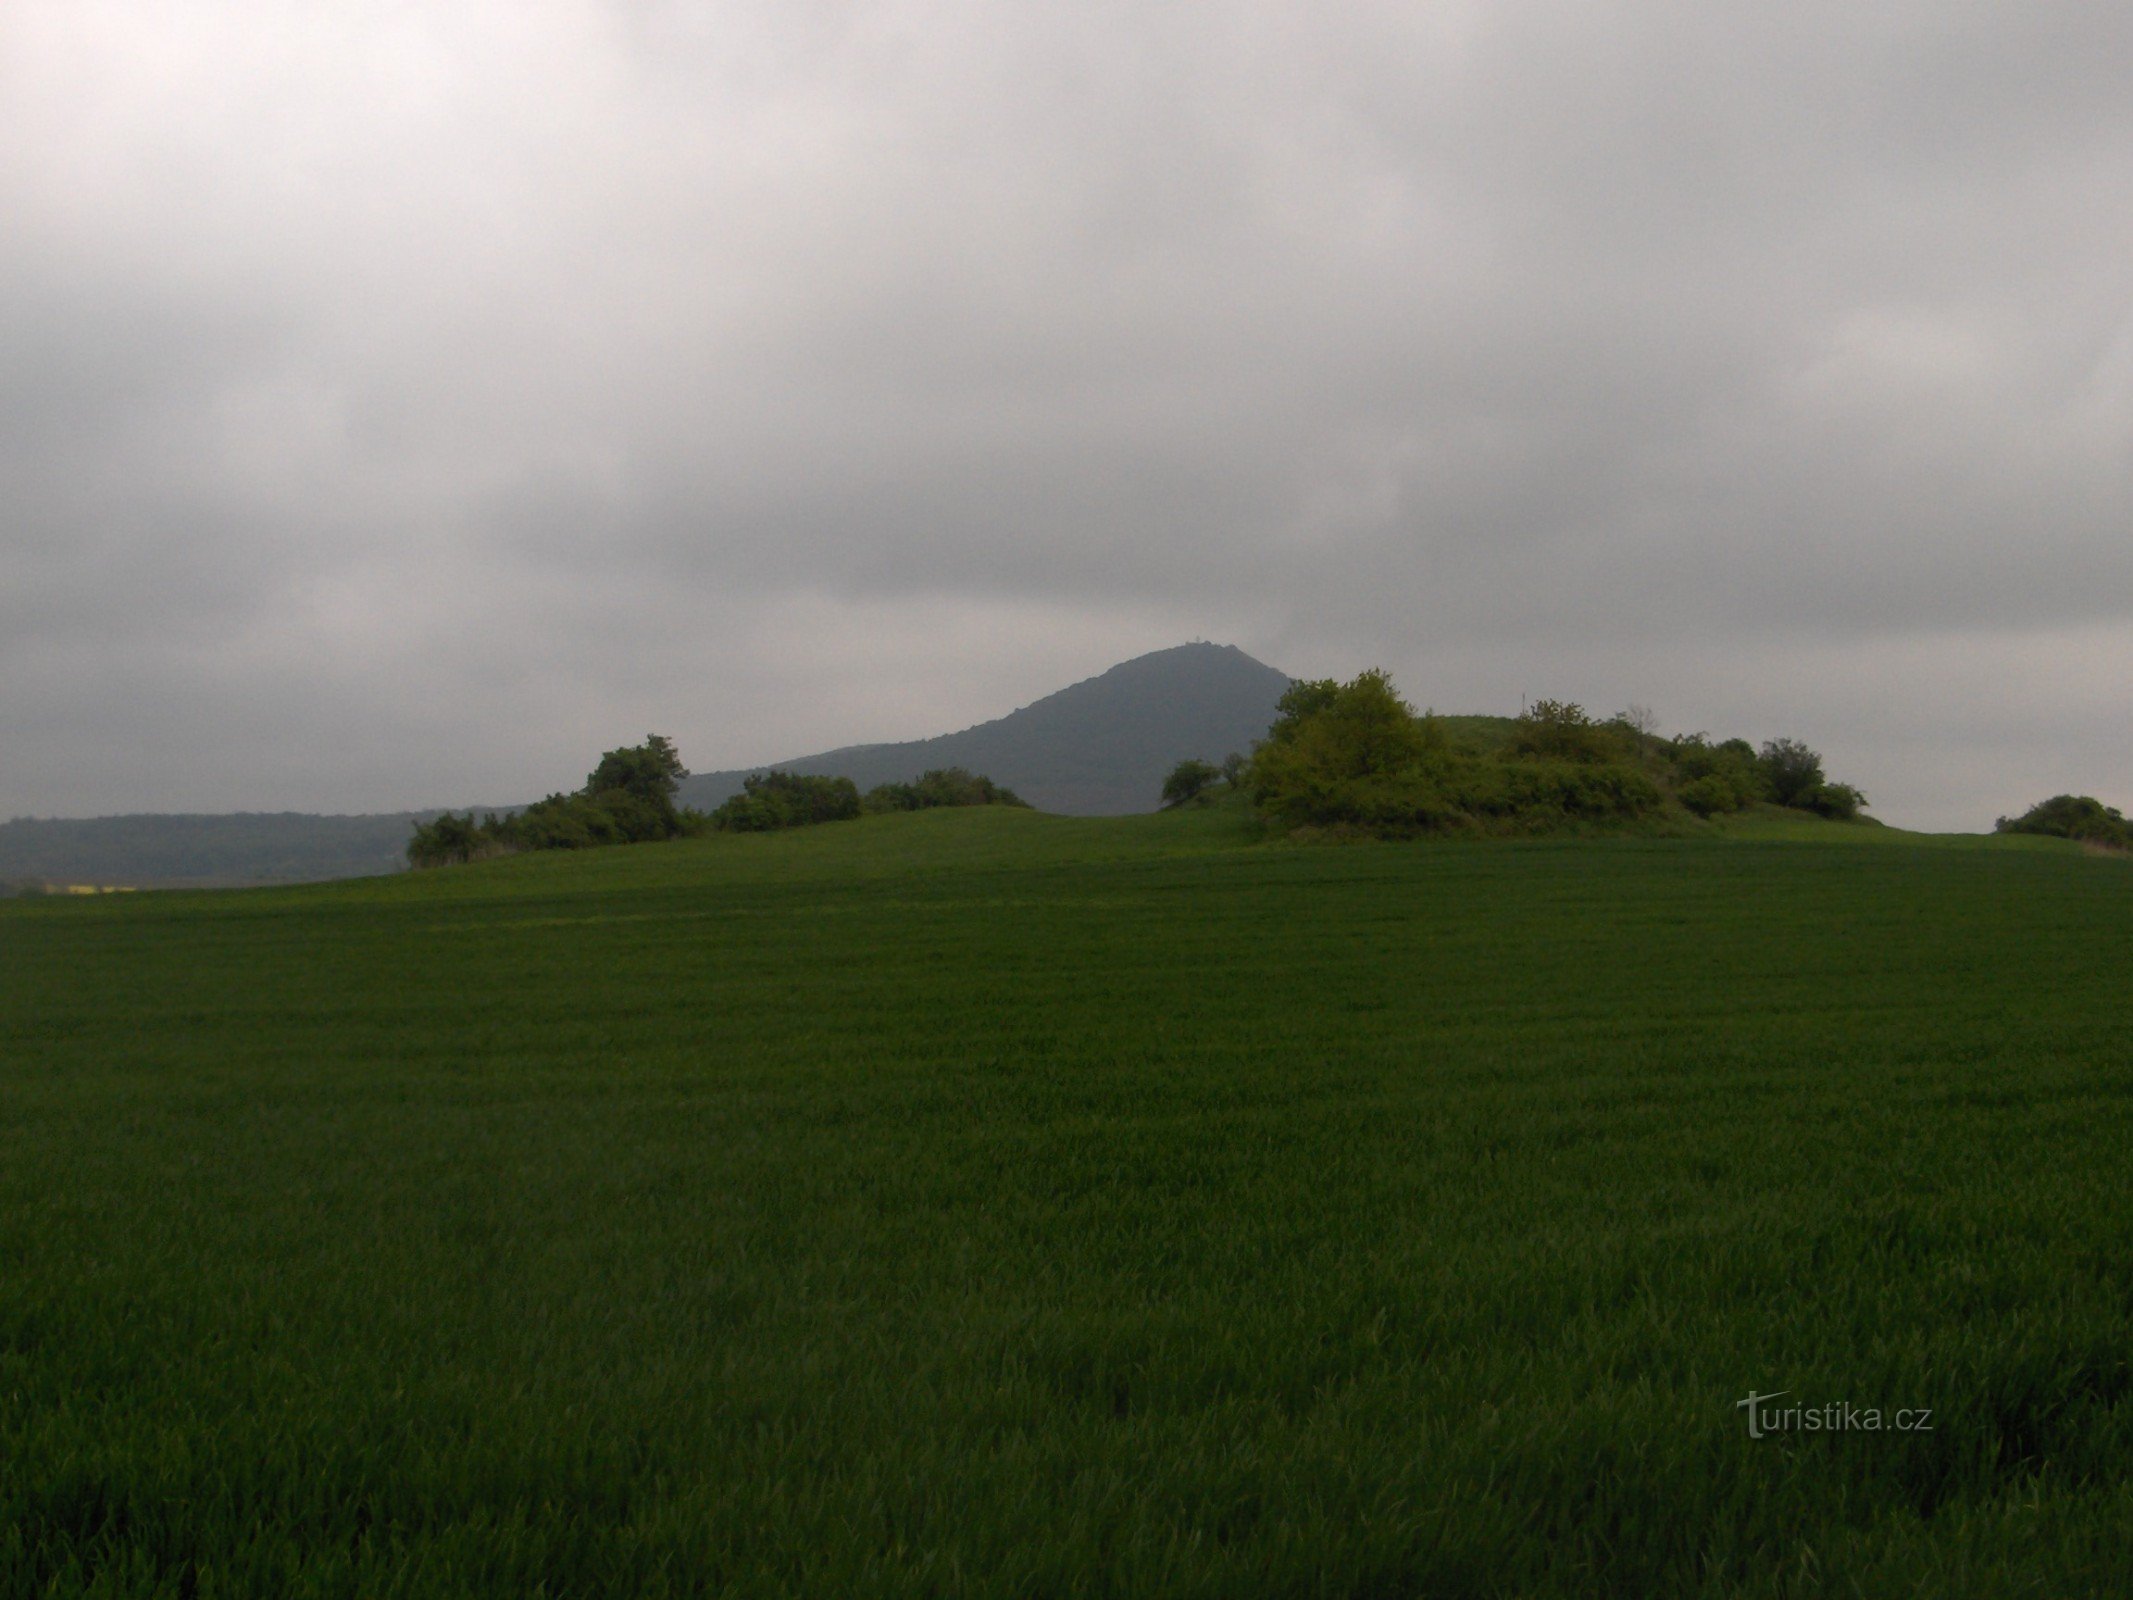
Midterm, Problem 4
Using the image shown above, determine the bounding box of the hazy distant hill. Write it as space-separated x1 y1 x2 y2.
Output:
677 642 1293 817
1 643 1293 887
0 811 438 890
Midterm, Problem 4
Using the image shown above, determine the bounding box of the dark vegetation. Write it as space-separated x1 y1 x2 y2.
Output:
1158 757 1224 808
408 735 696 867
1243 670 1869 838
1997 793 2133 850
5 811 2128 1594
411 743 1029 862
705 770 861 833
712 766 1027 832
860 767 1028 814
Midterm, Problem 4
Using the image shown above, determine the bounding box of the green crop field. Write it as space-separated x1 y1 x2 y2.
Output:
4 805 2130 1596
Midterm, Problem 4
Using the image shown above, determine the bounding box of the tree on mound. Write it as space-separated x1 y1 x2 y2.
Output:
1668 736 1767 816
713 766 1028 830
587 734 688 810
1160 759 1222 808
1509 700 1621 763
1996 794 2132 849
1246 671 1663 837
409 735 696 867
862 768 1028 813
1752 738 1866 819
1241 671 1868 838
708 771 861 832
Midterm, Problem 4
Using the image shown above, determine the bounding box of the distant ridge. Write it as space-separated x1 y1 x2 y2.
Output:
0 811 441 890
1 644 1294 887
678 642 1293 818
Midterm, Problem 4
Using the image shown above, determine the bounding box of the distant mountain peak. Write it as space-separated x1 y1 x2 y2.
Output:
678 642 1293 817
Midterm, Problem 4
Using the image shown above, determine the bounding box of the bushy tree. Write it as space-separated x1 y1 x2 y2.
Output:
1254 670 1427 779
408 809 513 867
1678 774 1740 818
1247 671 1676 837
1510 700 1617 762
1261 678 1343 741
587 734 688 807
1161 759 1221 809
1996 794 2131 848
1805 781 1867 821
710 771 861 832
862 768 1027 813
408 734 695 867
1758 738 1825 808
1669 735 1767 813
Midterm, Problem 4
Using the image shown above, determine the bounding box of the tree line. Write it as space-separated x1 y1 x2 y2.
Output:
707 765 1027 832
408 738 1024 867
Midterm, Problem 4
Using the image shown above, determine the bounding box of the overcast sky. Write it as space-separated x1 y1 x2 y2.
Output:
5 2 2130 829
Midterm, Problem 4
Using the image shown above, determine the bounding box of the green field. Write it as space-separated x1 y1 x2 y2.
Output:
4 805 2131 1596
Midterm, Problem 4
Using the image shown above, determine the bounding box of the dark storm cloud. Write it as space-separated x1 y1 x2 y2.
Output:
3 1 2129 827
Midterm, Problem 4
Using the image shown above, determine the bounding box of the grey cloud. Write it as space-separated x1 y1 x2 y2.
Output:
2 1 2129 830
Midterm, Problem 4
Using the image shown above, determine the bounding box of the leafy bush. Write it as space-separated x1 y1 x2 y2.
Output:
1996 794 2132 849
1241 675 1863 837
1679 774 1743 817
1249 671 1431 816
862 768 1027 814
1510 700 1619 763
1247 672 1661 837
1161 759 1222 809
1462 759 1663 825
586 735 688 810
1758 738 1826 808
409 735 694 867
407 809 514 868
1805 782 1867 821
1671 735 1768 810
709 771 861 833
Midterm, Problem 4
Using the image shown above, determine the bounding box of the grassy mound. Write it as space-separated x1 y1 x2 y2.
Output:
1245 675 1869 841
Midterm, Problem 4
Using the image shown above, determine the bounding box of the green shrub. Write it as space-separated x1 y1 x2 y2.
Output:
1247 673 1662 838
1243 674 1857 837
1679 774 1742 817
710 771 862 832
1996 794 2132 848
1806 782 1867 821
863 769 1027 814
1483 759 1663 825
1509 700 1618 763
1758 738 1826 808
409 735 695 867
1249 671 1429 821
507 794 609 851
1671 735 1767 808
1160 759 1222 809
407 810 515 867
